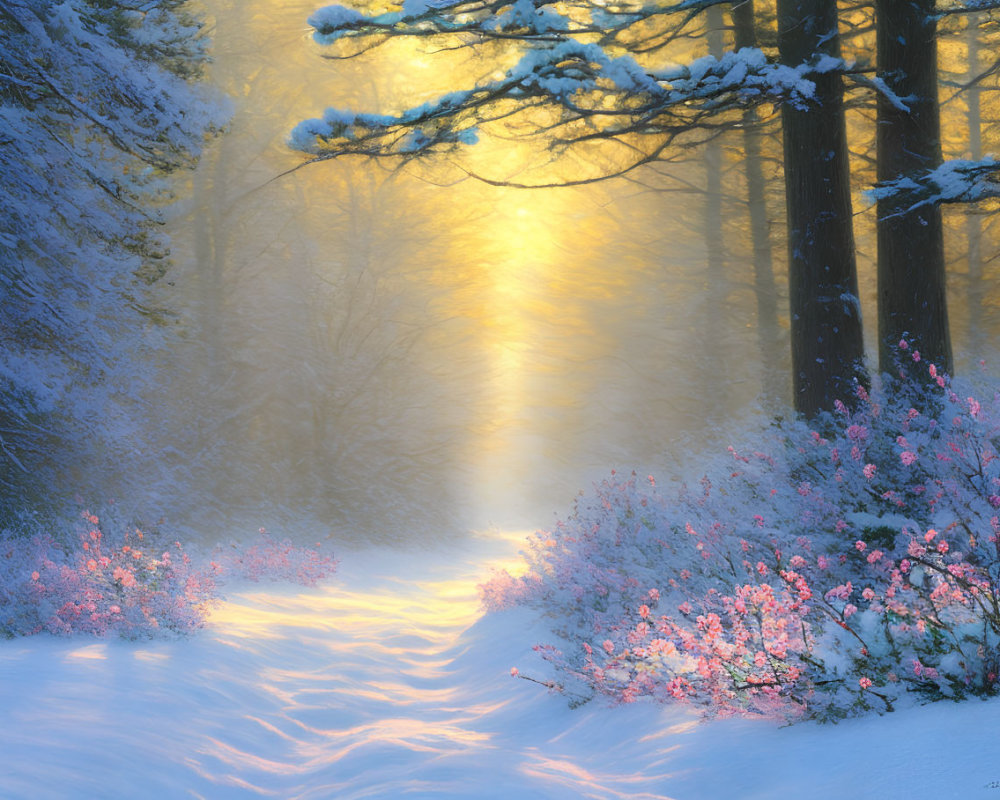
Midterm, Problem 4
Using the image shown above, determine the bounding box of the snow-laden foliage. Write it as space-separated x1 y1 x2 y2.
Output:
289 0 850 173
0 1 224 515
869 158 1000 211
289 43 826 160
484 346 1000 721
935 0 1000 15
0 510 338 639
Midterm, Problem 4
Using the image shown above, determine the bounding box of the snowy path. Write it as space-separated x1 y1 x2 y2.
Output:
3 538 1000 799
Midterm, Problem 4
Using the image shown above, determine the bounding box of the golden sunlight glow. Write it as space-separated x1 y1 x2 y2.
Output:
160 0 777 540
64 644 107 662
207 578 483 642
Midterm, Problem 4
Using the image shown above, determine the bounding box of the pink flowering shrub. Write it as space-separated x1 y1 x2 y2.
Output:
211 529 339 586
0 512 216 638
0 514 338 639
484 348 1000 721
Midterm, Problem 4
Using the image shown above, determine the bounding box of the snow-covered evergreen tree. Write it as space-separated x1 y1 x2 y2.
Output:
0 1 223 520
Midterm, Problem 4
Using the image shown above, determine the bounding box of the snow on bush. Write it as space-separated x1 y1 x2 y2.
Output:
484 344 1000 721
0 514 338 640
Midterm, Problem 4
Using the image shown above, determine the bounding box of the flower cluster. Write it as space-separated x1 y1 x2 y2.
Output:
0 512 216 638
0 515 338 639
212 529 339 587
484 349 1000 721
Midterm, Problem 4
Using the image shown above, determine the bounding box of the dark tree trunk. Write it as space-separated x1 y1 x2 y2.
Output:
966 15 984 356
732 0 784 412
875 0 951 376
777 0 867 417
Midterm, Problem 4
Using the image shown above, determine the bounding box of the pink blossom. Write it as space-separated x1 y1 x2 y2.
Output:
855 540 867 553
863 463 877 479
846 425 869 442
843 604 858 618
697 613 723 642
510 667 519 677
649 638 676 656
603 639 615 654
900 450 917 466
858 677 872 690
825 582 853 601
638 604 650 619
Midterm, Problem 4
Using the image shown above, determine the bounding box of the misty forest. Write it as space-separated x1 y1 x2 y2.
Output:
6 0 1000 797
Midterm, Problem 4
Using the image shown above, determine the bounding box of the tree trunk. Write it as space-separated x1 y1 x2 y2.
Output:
875 0 951 377
732 0 784 413
702 4 727 421
966 15 984 356
777 0 867 417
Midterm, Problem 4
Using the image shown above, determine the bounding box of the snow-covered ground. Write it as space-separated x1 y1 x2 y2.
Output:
2 531 1000 799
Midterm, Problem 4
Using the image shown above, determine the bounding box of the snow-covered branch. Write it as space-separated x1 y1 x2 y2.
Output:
868 158 1000 212
306 0 733 52
935 0 1000 16
290 45 843 167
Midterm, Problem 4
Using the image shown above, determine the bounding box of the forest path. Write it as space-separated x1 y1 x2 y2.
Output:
2 537 998 799
0 538 697 799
